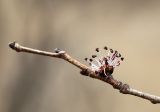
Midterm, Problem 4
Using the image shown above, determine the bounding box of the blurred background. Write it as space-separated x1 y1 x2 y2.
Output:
1 0 160 112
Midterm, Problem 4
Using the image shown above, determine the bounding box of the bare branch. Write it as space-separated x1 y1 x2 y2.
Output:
9 41 160 104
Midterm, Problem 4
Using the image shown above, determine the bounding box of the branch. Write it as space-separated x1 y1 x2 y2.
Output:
9 41 160 104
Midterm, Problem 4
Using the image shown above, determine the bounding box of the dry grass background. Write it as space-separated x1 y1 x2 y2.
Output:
1 0 160 112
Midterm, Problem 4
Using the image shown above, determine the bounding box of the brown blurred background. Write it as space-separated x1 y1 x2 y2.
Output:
1 0 160 112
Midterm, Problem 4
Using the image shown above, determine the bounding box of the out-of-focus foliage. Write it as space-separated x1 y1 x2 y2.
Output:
1 0 160 112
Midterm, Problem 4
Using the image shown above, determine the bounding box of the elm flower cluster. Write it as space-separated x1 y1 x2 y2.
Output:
85 47 124 77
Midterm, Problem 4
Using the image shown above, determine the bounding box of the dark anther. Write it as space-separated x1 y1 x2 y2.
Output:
89 58 93 62
84 58 88 61
95 48 99 52
92 55 97 58
115 50 118 53
110 49 113 53
121 57 124 61
104 46 108 50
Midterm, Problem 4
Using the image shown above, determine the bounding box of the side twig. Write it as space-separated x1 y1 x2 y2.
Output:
9 42 160 104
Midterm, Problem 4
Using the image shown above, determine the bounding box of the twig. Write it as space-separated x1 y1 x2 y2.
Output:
9 41 160 104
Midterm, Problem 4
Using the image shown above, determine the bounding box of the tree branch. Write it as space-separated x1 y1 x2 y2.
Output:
9 41 160 104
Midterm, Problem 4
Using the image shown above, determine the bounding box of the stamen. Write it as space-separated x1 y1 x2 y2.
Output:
107 48 114 60
110 49 113 53
84 58 88 61
115 61 120 67
84 58 91 65
111 50 118 60
121 57 124 61
112 57 120 67
95 48 99 52
103 67 107 77
105 58 108 65
104 46 108 50
92 55 97 58
95 48 103 61
89 58 93 62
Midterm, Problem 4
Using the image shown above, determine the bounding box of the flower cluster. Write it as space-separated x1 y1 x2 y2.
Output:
85 47 124 77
